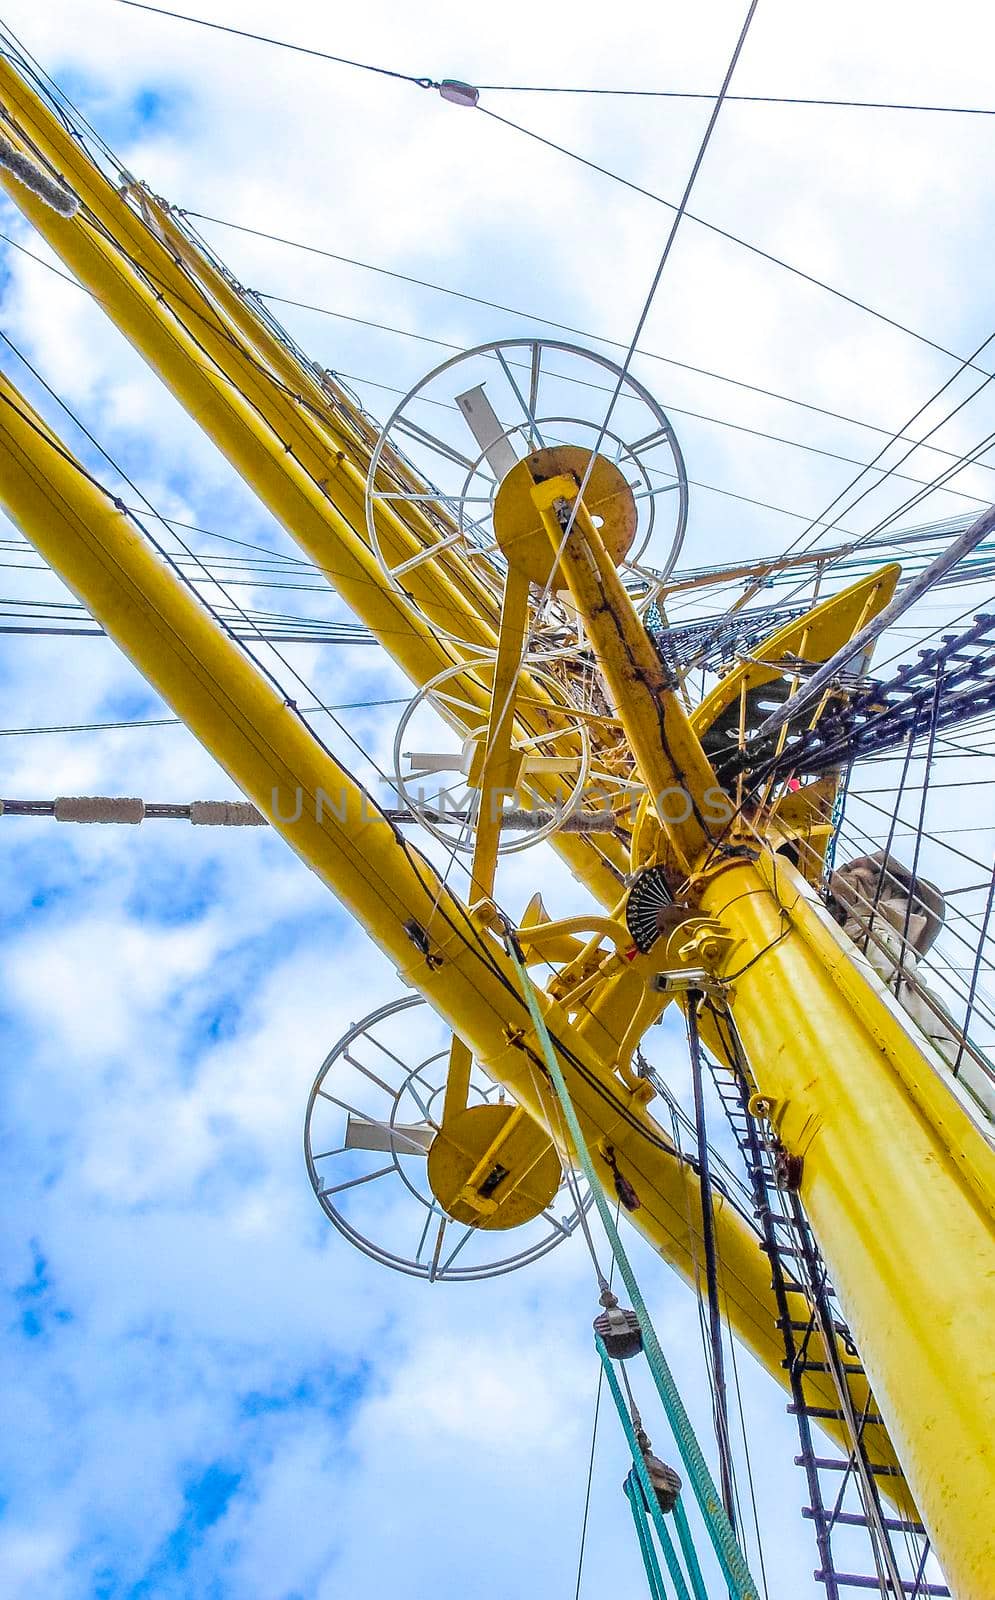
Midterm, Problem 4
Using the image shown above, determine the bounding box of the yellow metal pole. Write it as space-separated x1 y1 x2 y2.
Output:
0 67 628 905
545 498 995 1595
463 564 531 904
0 368 878 1466
532 475 720 874
699 856 995 1597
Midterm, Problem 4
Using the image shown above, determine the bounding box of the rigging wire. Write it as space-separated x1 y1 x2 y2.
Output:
572 1346 606 1599
0 361 483 909
0 12 991 1152
5 6 995 681
780 331 995 556
9 203 990 532
476 84 995 117
0 338 680 1161
830 820 995 1043
98 3 995 382
179 212 995 481
573 1221 619 1600
440 0 762 909
110 0 437 87
319 352 988 507
475 102 994 380
0 701 409 738
7 145 970 546
551 0 761 558
722 339 995 623
107 1 995 121
955 859 995 1076
23 191 504 635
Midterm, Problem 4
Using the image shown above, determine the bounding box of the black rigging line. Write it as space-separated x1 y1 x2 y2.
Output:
720 344 995 625
686 993 738 1530
896 663 944 989
850 793 995 878
750 417 995 627
0 291 667 1148
0 702 409 738
573 1239 618 1600
4 15 984 1194
955 860 995 1076
833 819 995 1040
12 225 987 523
476 103 994 379
166 216 995 480
108 2 995 120
314 350 988 509
775 331 995 565
55 205 496 631
10 220 987 536
0 374 459 897
556 0 760 551
11 10 995 610
478 84 995 117
110 0 436 87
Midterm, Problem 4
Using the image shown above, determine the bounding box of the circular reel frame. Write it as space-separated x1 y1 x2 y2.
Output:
391 655 593 857
304 995 591 1282
365 338 689 655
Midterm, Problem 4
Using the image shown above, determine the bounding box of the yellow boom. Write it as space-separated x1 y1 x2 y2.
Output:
2 48 995 1595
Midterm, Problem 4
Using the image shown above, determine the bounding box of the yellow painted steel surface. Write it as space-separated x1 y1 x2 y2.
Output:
529 477 720 875
0 59 627 907
699 856 995 1597
691 564 901 738
0 367 884 1468
544 508 995 1596
3 48 995 1591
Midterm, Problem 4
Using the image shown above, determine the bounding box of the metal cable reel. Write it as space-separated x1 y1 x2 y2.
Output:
392 653 645 855
304 994 592 1282
391 653 597 855
364 338 689 658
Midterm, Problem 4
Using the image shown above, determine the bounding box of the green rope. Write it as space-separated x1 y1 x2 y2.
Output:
673 1498 710 1600
624 1471 671 1600
598 1338 691 1600
506 934 760 1600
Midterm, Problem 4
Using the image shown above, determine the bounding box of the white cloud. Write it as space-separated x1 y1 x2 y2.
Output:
0 2 990 1596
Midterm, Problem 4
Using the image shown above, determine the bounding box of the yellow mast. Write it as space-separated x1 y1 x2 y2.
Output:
0 54 627 909
2 52 995 1595
0 362 873 1448
528 472 995 1594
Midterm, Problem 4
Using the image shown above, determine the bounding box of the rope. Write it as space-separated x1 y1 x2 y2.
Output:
624 1472 672 1600
0 130 77 215
504 933 761 1600
110 0 436 88
597 1341 692 1600
546 0 761 563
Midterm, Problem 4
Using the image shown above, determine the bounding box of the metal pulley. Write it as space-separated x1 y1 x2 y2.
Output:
593 1288 643 1359
636 1428 683 1515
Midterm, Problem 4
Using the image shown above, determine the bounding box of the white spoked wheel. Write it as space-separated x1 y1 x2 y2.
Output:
391 655 595 856
304 995 591 1282
365 338 689 655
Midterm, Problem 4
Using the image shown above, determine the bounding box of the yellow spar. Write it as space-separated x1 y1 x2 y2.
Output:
4 42 995 1594
0 362 897 1481
534 465 995 1598
0 55 628 908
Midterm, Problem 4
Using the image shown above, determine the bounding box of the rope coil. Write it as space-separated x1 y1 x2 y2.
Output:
0 131 78 217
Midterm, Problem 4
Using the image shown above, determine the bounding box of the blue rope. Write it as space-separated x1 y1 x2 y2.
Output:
506 934 760 1600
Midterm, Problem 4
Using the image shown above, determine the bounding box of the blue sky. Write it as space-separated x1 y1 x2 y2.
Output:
2 2 994 1595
